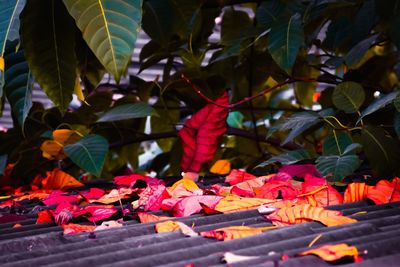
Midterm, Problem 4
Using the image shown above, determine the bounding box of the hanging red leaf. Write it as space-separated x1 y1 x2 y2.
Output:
298 243 361 262
178 91 229 172
366 177 400 204
225 169 256 185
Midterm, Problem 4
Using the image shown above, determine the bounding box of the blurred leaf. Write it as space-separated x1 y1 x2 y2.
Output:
257 149 311 168
142 0 174 43
332 82 365 113
0 154 6 175
268 13 304 73
360 125 400 177
97 103 156 123
322 131 352 156
210 159 231 175
63 0 142 82
359 91 400 121
394 112 400 138
4 42 33 126
316 154 361 182
256 0 286 28
21 0 77 113
0 0 25 55
227 111 244 129
64 134 108 177
344 34 379 69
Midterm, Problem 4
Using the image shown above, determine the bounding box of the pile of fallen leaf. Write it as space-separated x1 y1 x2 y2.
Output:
1 163 400 264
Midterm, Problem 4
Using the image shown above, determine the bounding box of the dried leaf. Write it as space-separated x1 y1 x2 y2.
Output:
41 168 83 190
62 223 96 235
225 169 256 185
155 220 198 237
298 243 360 262
266 204 357 227
200 225 276 241
344 182 369 203
366 177 400 204
137 212 170 223
178 91 229 172
210 160 231 175
215 195 276 213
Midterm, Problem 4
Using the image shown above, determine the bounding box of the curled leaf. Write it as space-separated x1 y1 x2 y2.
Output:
301 174 343 206
366 177 400 204
137 212 170 223
155 220 198 237
344 182 369 203
200 225 276 241
41 168 83 190
298 243 360 262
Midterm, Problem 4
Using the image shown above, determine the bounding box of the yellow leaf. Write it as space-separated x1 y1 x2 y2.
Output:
74 77 90 105
155 220 197 237
210 160 231 175
299 243 360 262
40 129 82 160
0 57 4 71
200 225 276 241
215 195 276 213
170 178 200 192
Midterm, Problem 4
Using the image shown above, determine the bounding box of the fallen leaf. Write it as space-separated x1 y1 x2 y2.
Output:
169 178 200 199
13 223 22 228
178 91 229 172
92 188 134 204
298 243 360 262
266 204 357 227
138 184 170 211
42 190 80 206
13 192 50 202
77 205 118 222
200 225 276 241
366 177 400 204
80 188 105 200
225 169 256 185
172 195 224 217
253 180 299 200
114 174 163 187
41 168 83 190
210 159 231 175
301 174 343 206
215 195 276 213
155 220 198 237
36 210 54 224
62 223 96 235
344 182 369 203
95 220 123 231
40 129 82 160
137 212 170 223
0 214 27 223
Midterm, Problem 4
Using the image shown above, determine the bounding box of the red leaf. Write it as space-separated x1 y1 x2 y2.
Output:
178 91 229 172
42 190 80 206
225 169 256 185
279 164 323 178
301 175 343 206
114 174 163 187
81 188 105 200
62 223 96 235
137 184 170 211
36 210 54 224
77 205 117 222
366 178 400 204
253 180 299 200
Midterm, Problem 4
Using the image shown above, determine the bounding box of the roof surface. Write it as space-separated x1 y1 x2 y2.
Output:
1 200 400 267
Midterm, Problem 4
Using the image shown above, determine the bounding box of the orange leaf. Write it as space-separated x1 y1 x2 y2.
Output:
200 225 276 241
92 188 133 204
13 192 50 202
210 160 231 175
155 220 197 237
62 223 96 235
344 182 370 203
225 169 256 185
366 177 400 204
298 243 359 262
215 195 276 213
36 210 54 224
137 212 170 223
266 204 357 227
13 223 22 228
41 168 83 190
301 175 343 206
40 129 82 160
253 180 299 200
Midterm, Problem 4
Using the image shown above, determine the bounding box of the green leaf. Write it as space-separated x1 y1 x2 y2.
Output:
97 103 156 122
359 91 400 120
360 125 400 177
256 0 286 28
0 0 25 56
316 154 361 182
21 0 77 114
4 42 33 126
332 82 365 113
0 154 7 175
257 149 311 168
342 143 362 155
270 111 321 145
268 13 304 73
227 111 244 129
63 0 143 82
322 131 352 156
64 134 108 177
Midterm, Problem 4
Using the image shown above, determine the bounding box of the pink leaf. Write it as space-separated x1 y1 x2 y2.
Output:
279 164 322 178
225 169 256 185
173 195 224 217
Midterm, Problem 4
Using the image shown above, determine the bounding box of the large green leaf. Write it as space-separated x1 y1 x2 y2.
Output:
97 102 156 122
257 149 311 168
21 0 77 114
316 154 361 182
4 42 33 127
322 131 352 156
63 0 142 82
256 0 286 28
359 91 400 120
268 13 304 73
360 125 400 177
332 82 365 113
0 0 26 97
64 134 108 177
